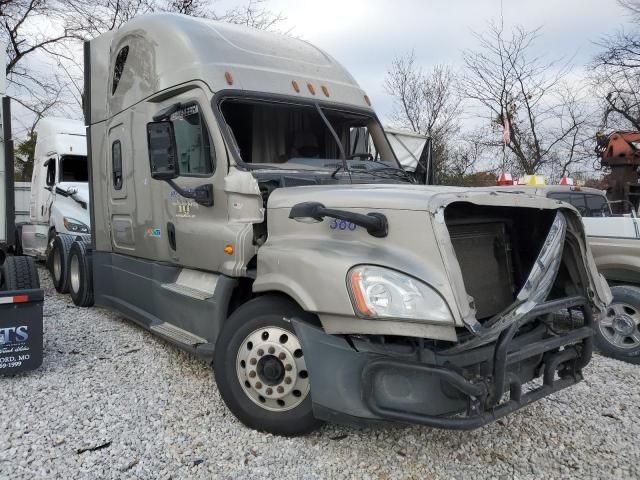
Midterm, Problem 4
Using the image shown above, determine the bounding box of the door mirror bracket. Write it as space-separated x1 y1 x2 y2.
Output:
166 179 214 207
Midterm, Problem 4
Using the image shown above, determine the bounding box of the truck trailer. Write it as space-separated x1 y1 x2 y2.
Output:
75 13 612 435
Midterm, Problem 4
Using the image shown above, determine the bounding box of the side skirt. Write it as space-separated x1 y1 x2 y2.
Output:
92 251 237 361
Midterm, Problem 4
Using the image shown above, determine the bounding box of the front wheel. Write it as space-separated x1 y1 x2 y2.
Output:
595 285 640 364
213 296 323 436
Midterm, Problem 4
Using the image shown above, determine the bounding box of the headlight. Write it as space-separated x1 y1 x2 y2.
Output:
347 265 453 324
63 217 90 234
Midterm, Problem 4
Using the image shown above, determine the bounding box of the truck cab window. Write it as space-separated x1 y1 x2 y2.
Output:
60 155 88 182
112 46 129 95
549 192 610 217
585 194 610 217
45 158 56 187
219 98 397 171
170 104 214 176
112 140 123 190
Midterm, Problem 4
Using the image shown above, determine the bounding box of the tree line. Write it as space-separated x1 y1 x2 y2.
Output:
385 1 640 186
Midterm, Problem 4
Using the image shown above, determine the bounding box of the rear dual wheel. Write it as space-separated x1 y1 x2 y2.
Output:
68 241 94 307
0 256 40 291
48 234 74 293
214 296 322 436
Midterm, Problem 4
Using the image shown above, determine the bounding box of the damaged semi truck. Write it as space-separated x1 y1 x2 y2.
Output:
80 13 612 435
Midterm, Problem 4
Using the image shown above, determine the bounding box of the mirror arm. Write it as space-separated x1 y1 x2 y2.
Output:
165 179 214 207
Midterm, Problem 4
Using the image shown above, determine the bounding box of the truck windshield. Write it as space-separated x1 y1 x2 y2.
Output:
60 155 88 182
219 98 401 174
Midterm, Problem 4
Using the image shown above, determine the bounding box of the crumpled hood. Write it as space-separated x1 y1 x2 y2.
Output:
267 184 568 213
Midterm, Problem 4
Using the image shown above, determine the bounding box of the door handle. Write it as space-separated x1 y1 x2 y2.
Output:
167 222 176 250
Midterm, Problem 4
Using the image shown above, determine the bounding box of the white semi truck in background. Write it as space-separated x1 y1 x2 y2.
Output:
11 118 90 293
16 118 89 257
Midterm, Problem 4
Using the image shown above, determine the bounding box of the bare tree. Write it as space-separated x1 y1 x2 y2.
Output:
0 0 83 134
384 51 462 177
460 19 592 176
592 1 640 130
385 51 461 140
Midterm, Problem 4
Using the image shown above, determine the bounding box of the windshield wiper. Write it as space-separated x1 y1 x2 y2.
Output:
373 166 414 180
314 103 352 184
331 164 344 178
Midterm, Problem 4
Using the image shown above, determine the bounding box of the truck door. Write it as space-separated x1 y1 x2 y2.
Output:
107 119 136 254
149 90 226 271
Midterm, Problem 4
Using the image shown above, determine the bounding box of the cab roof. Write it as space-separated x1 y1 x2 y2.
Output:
86 13 371 124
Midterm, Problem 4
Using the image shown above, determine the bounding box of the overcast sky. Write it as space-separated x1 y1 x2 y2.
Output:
258 0 634 122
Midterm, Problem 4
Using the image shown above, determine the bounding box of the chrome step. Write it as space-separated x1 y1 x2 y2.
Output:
160 268 218 300
160 282 212 300
150 322 207 346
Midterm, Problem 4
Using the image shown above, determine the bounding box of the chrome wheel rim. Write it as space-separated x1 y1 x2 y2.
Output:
70 255 80 293
236 326 310 412
53 248 62 282
599 302 640 349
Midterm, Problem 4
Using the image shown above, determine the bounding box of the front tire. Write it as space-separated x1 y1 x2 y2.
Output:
595 285 640 364
213 296 323 436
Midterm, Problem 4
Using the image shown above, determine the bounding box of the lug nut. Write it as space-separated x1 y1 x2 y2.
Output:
285 364 293 371
284 377 292 384
278 353 286 360
277 386 284 393
257 349 264 356
268 346 275 354
250 358 257 365
266 387 273 395
255 382 262 389
249 371 256 378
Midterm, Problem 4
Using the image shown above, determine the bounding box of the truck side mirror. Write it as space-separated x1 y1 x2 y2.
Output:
44 158 56 187
147 121 179 180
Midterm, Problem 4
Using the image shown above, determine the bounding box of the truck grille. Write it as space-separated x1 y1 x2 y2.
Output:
448 222 515 319
445 203 557 322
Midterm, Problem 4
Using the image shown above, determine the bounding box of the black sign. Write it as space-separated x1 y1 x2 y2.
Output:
0 289 44 374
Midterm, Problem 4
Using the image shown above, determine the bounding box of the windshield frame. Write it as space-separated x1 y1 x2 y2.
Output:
211 89 401 172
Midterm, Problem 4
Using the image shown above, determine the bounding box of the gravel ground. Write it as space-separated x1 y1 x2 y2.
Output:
1 267 639 480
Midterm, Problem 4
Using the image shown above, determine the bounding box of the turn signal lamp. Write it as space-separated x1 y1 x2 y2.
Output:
224 245 234 255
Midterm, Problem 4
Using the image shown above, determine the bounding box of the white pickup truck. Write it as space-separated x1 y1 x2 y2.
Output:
513 185 640 363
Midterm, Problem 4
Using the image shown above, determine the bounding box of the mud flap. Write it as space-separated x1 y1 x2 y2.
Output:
0 289 44 374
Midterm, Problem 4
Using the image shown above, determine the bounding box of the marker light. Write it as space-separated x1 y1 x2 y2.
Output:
307 83 316 95
225 71 234 85
321 85 330 97
292 80 300 93
347 266 453 324
224 245 234 255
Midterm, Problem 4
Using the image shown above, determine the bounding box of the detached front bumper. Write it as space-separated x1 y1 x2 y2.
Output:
292 295 593 430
